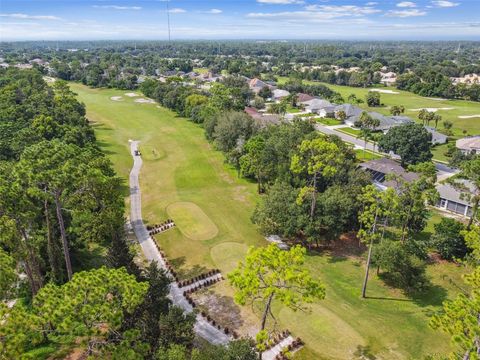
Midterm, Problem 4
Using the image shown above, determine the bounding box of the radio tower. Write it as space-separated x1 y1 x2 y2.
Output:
166 0 171 42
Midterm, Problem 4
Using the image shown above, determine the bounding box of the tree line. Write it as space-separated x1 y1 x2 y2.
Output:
0 67 257 359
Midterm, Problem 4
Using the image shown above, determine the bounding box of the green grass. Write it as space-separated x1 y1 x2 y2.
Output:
193 67 209 74
431 143 451 163
316 117 343 126
276 76 480 139
336 126 362 136
71 82 466 360
355 149 382 161
286 106 301 113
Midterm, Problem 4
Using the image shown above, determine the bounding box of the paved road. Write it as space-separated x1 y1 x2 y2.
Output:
129 140 230 345
314 123 458 179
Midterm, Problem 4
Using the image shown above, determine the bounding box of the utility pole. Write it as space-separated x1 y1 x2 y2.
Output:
166 0 171 42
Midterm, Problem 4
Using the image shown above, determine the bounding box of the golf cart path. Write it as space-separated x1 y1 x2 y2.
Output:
128 140 230 345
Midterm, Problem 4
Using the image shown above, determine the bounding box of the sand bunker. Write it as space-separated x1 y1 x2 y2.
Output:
110 96 123 102
124 92 139 97
426 97 446 101
458 115 480 119
134 98 155 104
370 89 399 94
410 107 454 112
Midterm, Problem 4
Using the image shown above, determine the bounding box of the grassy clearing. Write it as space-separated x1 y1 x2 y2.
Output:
72 82 466 360
355 149 382 161
316 117 343 126
276 76 480 137
287 106 301 113
336 126 362 136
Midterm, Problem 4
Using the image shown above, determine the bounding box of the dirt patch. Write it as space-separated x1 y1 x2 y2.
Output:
110 96 123 102
233 186 248 203
134 98 155 104
192 288 244 332
124 92 139 97
328 232 366 258
219 172 234 184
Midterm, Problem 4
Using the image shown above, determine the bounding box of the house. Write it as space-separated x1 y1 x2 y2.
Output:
334 104 363 124
301 98 333 114
297 93 315 103
451 74 480 86
244 107 282 126
435 180 476 218
374 115 413 133
359 158 419 190
425 127 448 145
272 89 290 101
249 78 269 93
456 135 480 154
379 71 397 86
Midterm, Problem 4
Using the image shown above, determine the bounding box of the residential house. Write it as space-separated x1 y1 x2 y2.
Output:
272 89 290 101
451 74 480 86
373 114 413 133
456 135 480 154
379 71 397 86
334 104 363 124
300 98 333 115
244 107 282 126
425 127 448 145
249 78 270 94
360 158 420 190
359 158 419 190
435 180 476 218
297 93 315 103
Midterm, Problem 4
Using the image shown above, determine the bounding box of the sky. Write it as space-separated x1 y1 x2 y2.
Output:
1 0 479 41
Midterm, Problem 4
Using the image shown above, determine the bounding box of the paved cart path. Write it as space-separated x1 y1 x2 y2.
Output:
128 140 230 345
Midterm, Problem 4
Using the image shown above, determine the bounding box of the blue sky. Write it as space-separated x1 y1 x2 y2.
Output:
1 0 479 41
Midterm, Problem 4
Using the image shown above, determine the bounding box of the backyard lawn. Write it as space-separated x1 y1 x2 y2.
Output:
71 82 466 360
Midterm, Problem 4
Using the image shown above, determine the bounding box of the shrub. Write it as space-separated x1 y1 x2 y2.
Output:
431 218 467 260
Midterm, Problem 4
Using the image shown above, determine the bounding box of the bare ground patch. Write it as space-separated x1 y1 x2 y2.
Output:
192 287 245 332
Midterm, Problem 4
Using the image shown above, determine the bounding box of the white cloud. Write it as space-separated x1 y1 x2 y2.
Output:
365 2 378 5
257 0 304 4
430 1 459 7
93 5 142 10
304 5 381 15
168 8 186 13
0 13 61 20
204 9 222 14
386 9 427 17
397 2 417 7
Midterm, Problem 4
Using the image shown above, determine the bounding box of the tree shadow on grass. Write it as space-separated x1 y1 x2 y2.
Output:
95 140 117 156
365 296 412 302
169 256 210 281
410 284 448 309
